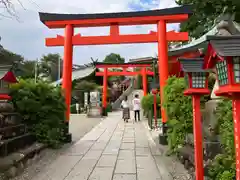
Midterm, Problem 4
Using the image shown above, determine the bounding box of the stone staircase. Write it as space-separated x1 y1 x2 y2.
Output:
0 102 35 157
0 100 44 179
111 78 135 110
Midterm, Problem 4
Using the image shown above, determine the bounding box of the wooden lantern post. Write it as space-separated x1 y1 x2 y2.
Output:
178 58 210 180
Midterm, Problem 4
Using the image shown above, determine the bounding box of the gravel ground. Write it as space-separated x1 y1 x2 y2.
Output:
8 114 102 180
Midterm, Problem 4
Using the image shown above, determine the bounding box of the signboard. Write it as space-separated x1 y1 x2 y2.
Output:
90 91 98 107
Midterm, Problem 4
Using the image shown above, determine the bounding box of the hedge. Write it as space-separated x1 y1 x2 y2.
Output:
9 79 66 148
163 76 193 153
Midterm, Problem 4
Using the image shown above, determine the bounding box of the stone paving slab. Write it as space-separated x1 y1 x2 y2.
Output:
30 111 191 180
97 155 117 167
65 159 98 180
88 167 114 180
114 159 136 174
113 174 137 180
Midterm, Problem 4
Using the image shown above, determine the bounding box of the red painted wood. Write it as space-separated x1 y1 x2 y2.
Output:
62 24 74 122
192 95 204 180
232 98 240 180
46 31 189 46
96 71 154 76
157 20 168 123
142 67 147 96
95 64 152 68
102 68 108 108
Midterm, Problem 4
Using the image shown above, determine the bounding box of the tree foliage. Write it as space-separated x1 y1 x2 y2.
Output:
39 53 63 82
73 80 98 105
9 79 66 147
103 53 125 64
208 99 235 179
176 0 240 38
103 53 125 82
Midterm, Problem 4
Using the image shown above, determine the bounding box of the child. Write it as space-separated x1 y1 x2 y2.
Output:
132 94 141 122
121 96 130 122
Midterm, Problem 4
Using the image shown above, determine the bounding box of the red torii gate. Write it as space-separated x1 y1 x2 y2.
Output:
38 5 192 125
95 62 154 113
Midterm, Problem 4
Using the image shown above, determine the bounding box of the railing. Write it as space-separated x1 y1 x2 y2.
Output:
111 78 135 110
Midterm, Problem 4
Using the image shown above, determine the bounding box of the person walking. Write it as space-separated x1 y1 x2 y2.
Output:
76 102 80 114
121 96 130 123
132 94 141 122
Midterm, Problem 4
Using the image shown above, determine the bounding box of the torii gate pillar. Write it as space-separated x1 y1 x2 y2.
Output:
158 20 168 124
62 24 74 123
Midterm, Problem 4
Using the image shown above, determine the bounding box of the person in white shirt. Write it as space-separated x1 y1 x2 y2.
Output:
121 96 130 122
132 94 141 122
76 102 80 114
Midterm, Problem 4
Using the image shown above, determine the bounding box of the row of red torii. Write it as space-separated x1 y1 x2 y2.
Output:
38 5 240 180
39 5 192 124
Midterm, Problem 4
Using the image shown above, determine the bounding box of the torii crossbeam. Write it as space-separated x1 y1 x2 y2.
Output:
39 5 192 134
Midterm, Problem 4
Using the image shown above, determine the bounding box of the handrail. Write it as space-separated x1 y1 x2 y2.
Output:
111 78 135 110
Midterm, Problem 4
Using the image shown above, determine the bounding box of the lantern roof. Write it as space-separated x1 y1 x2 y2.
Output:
206 35 240 57
178 58 206 72
204 35 240 69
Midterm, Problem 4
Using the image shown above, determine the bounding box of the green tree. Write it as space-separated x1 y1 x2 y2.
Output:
0 46 23 65
103 53 125 82
73 80 98 105
39 53 63 82
17 60 36 79
177 0 240 38
103 53 125 64
9 79 66 147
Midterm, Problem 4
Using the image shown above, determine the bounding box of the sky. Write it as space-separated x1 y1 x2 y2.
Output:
0 0 180 65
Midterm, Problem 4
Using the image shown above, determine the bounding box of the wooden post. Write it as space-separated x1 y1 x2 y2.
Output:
192 95 204 180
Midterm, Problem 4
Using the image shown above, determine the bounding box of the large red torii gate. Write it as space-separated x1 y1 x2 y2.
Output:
39 5 192 126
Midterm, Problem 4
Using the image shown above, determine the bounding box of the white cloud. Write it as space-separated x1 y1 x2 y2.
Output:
0 0 179 64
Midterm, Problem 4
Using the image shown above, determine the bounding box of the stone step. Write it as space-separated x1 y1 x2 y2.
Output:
0 142 46 179
0 133 35 157
0 124 27 140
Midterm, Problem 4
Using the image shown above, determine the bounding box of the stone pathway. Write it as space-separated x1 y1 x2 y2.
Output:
31 111 188 180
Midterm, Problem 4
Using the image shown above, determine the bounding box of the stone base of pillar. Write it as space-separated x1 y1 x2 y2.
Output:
63 122 72 143
159 134 168 145
101 107 108 116
159 122 168 145
87 107 102 118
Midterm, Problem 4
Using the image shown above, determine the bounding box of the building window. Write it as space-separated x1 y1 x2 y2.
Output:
216 59 228 86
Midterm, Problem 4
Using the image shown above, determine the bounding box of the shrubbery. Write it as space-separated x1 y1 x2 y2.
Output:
141 93 160 111
208 99 235 179
163 76 193 153
9 79 66 148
